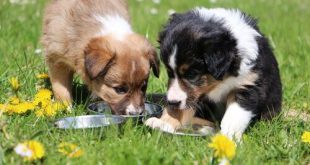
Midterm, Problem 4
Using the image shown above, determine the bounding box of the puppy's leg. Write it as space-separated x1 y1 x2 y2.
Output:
220 102 254 141
47 59 73 103
145 108 196 133
192 117 215 127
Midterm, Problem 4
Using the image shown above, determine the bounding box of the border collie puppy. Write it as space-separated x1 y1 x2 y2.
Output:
41 0 159 115
145 8 282 140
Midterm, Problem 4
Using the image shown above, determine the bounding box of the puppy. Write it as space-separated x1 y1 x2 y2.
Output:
146 8 282 140
41 0 159 115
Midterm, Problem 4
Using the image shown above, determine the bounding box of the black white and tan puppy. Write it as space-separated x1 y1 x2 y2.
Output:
145 8 282 140
41 0 159 115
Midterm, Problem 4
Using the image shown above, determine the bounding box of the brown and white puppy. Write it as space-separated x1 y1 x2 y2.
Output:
145 8 282 140
41 0 159 115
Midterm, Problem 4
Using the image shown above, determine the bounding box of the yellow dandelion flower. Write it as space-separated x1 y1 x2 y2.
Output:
36 73 49 79
52 102 68 111
9 77 20 91
2 102 35 115
208 134 236 160
35 109 44 117
9 96 20 105
44 104 57 117
301 131 310 143
14 140 45 161
0 104 7 112
58 142 83 158
33 89 52 106
34 101 67 117
12 102 35 114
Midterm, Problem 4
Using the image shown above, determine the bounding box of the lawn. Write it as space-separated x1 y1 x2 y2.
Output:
0 0 310 164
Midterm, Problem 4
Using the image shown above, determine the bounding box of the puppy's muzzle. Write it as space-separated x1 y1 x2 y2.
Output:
125 104 144 115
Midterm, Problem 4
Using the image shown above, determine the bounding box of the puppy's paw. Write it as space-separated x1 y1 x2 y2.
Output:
145 117 176 133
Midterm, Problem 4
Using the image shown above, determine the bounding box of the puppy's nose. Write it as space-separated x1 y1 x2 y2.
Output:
167 100 181 109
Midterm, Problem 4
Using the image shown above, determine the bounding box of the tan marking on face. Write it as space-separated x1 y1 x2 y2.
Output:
179 64 190 75
188 75 220 101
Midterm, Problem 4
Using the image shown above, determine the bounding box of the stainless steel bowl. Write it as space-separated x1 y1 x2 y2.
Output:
87 102 163 119
168 126 215 137
150 125 215 137
54 115 125 129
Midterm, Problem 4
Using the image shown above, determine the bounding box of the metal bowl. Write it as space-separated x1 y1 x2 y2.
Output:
167 126 215 137
149 125 215 137
54 115 125 129
87 101 163 119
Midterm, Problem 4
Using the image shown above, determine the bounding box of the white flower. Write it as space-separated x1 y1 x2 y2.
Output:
168 9 176 15
210 0 217 3
152 0 160 4
14 144 33 157
150 8 158 15
34 49 42 54
219 158 230 165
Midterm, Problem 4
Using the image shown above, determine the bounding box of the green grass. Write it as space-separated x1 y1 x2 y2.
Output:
0 0 310 164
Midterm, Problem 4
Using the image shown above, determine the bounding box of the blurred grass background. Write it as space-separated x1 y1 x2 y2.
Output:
0 0 309 164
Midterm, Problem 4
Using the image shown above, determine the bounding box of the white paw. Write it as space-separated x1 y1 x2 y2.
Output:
145 117 176 133
220 102 254 141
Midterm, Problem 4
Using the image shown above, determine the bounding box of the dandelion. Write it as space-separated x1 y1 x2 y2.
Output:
36 73 49 79
11 102 35 114
41 102 67 117
0 104 6 113
1 102 35 115
301 131 310 143
33 88 52 107
9 96 20 105
208 134 236 161
32 89 68 117
9 77 20 91
1 85 68 117
58 142 83 158
14 140 45 161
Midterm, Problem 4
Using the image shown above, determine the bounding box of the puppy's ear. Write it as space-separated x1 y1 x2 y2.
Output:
147 47 160 78
199 30 237 80
84 38 116 80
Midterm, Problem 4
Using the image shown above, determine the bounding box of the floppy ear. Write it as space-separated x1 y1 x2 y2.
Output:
84 38 116 80
148 47 160 78
199 30 237 80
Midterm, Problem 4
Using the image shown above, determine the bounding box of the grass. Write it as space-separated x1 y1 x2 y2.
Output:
0 0 310 164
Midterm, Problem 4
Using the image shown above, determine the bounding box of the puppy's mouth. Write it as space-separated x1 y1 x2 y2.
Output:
124 104 144 115
108 103 145 115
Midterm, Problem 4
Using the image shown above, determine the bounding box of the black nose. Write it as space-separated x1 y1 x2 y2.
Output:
167 100 181 109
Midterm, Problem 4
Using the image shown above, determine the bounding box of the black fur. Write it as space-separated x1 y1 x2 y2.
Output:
159 8 282 127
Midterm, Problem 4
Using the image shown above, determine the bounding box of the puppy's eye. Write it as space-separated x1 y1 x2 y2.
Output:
113 86 128 94
184 70 201 83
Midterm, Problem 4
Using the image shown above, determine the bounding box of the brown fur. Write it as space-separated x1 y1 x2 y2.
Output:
41 0 159 114
153 108 214 131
